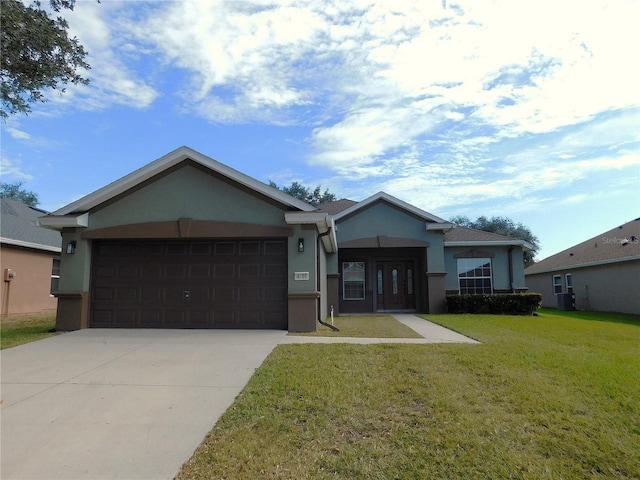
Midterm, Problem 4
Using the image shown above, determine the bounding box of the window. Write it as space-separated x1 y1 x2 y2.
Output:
392 269 398 294
457 258 492 294
553 275 563 295
407 269 413 295
50 258 60 295
377 269 383 295
565 274 573 294
343 262 365 300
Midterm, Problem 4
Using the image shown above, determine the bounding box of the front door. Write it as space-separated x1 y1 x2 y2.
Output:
376 261 416 311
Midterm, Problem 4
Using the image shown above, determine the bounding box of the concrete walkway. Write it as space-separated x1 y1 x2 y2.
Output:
280 314 479 344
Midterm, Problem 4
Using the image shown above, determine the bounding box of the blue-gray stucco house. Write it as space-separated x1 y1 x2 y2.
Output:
39 146 531 331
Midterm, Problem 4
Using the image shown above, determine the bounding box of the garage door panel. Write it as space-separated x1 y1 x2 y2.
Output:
141 286 163 302
90 239 287 329
214 242 235 255
140 310 163 326
189 264 211 278
214 264 235 278
93 287 114 301
114 310 137 326
241 286 265 302
117 287 138 302
142 265 163 280
265 264 286 278
239 264 261 279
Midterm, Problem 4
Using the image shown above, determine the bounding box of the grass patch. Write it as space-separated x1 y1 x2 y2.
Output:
0 312 59 349
289 315 422 338
178 310 640 479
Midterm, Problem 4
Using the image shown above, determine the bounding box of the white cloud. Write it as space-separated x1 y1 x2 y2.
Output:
47 1 160 111
0 155 33 180
6 127 30 140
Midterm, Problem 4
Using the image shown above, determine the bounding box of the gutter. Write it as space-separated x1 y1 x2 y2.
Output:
317 228 339 332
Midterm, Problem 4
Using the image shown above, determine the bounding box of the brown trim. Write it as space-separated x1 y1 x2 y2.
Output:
82 219 293 239
288 291 320 332
339 235 430 248
55 291 89 330
453 249 495 258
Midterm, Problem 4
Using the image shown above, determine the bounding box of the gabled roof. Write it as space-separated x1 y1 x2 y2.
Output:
315 199 358 215
444 225 534 250
1 199 61 252
49 146 316 216
525 218 640 275
333 191 448 224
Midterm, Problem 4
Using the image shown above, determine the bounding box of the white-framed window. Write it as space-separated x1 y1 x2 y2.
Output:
50 258 60 295
553 275 563 295
343 261 365 300
457 258 492 294
565 273 573 294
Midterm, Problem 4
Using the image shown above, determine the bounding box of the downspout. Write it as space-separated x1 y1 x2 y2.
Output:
317 228 339 332
508 246 514 292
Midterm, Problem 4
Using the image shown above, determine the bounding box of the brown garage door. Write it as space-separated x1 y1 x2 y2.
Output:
90 239 288 329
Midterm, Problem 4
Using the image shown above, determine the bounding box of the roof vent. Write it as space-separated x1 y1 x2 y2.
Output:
631 235 638 242
621 238 629 245
569 253 574 256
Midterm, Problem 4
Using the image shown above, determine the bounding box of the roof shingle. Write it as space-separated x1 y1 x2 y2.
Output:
1 199 61 250
525 218 640 274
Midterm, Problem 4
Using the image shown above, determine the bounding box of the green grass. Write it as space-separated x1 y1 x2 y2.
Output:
178 310 640 479
289 315 422 338
0 312 59 349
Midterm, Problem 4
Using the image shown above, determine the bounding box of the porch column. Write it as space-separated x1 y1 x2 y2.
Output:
426 272 447 313
327 273 340 316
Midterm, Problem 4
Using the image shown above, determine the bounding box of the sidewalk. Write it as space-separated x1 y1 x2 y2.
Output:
280 314 479 344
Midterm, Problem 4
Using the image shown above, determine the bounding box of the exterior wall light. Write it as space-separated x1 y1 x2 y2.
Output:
66 240 77 254
298 238 304 252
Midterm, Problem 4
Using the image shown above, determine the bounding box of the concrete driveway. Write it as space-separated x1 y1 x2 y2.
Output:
1 328 287 480
1 316 476 479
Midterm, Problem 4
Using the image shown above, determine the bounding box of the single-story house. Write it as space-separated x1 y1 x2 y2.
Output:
525 218 640 315
1 198 61 315
39 146 532 331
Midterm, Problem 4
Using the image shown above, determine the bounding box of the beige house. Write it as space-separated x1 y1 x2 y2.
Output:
1 199 61 316
525 218 640 315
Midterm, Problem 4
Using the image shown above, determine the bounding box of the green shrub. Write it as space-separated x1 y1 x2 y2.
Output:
447 293 542 315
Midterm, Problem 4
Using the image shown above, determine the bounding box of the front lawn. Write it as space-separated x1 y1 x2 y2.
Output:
0 312 58 349
290 315 422 338
178 310 640 479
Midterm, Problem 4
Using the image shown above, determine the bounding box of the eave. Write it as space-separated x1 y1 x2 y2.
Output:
445 239 534 251
285 212 338 253
0 237 61 253
525 255 640 275
37 213 89 231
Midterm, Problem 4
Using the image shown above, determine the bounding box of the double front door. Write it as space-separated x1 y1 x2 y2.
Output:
376 261 416 311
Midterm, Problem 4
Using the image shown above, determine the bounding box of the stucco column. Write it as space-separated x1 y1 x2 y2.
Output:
327 273 340 316
56 229 91 330
426 272 447 314
288 292 319 332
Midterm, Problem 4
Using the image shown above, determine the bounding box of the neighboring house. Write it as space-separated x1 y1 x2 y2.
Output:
38 146 532 332
1 198 61 316
525 218 640 315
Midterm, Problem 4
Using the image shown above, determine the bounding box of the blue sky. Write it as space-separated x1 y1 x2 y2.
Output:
1 0 639 261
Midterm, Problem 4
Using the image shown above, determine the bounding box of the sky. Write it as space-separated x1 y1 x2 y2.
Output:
1 0 639 261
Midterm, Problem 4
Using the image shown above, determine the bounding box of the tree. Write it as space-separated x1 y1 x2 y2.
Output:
269 181 337 207
1 0 90 118
450 215 539 267
0 181 40 206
